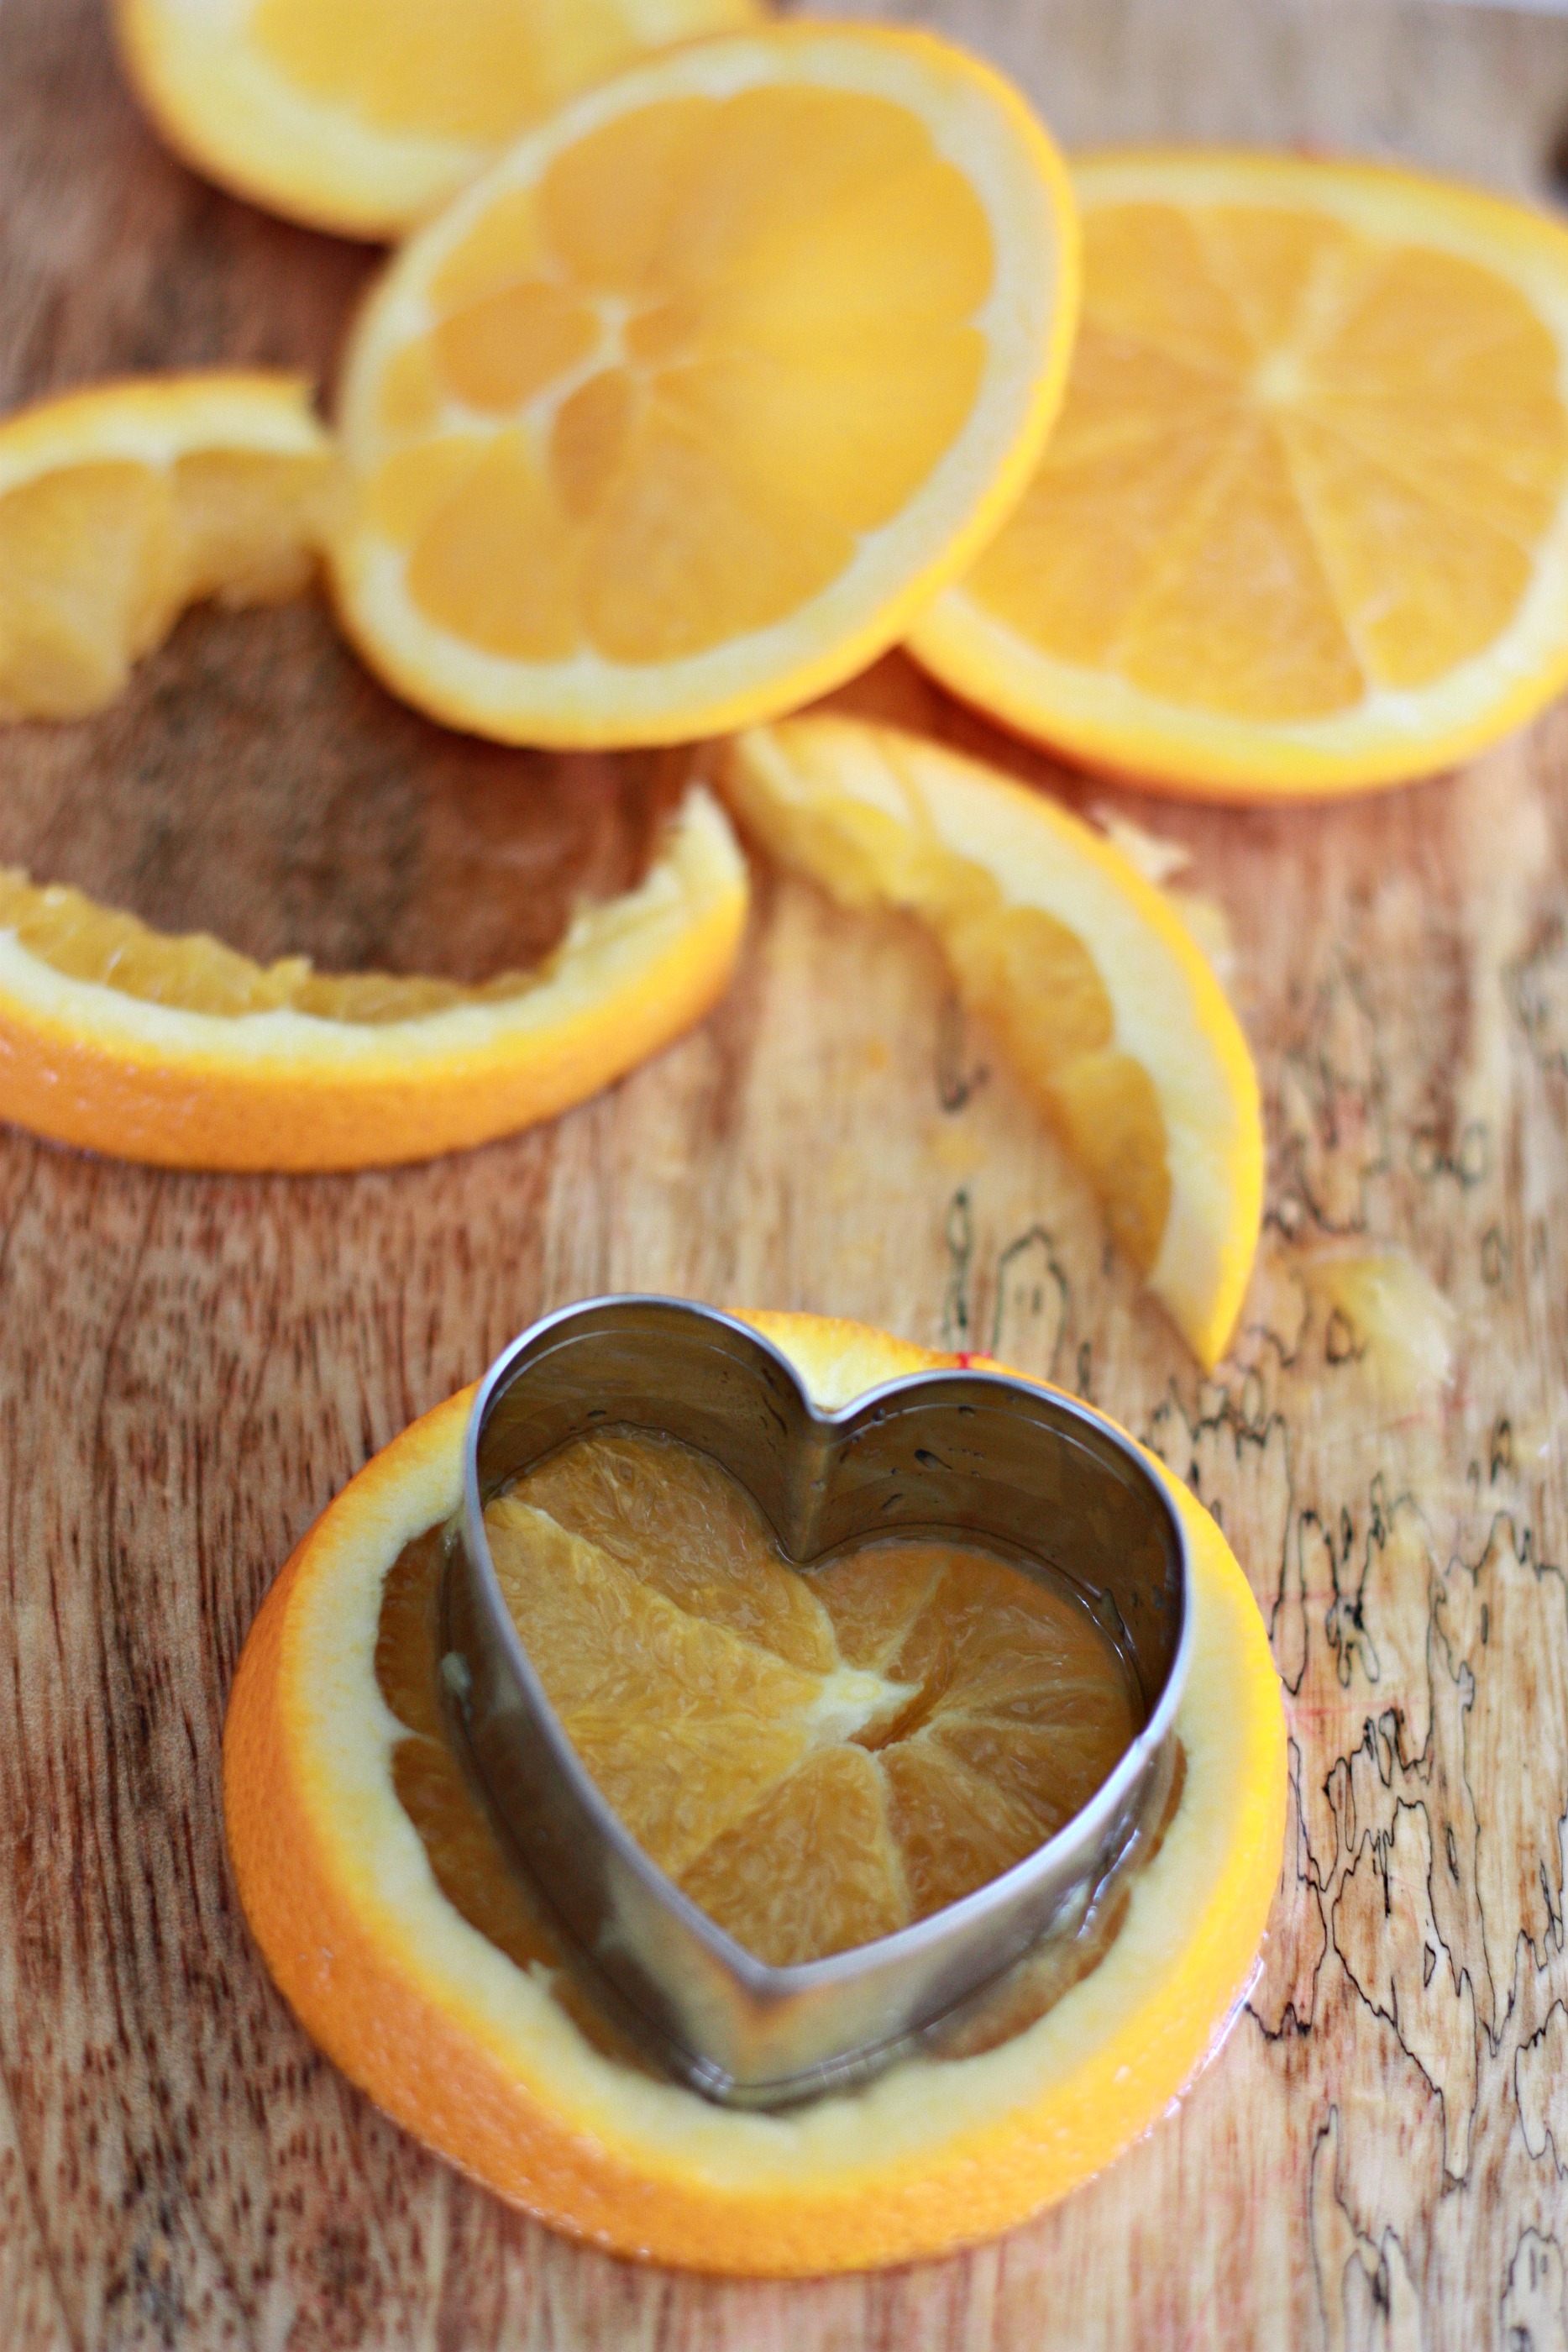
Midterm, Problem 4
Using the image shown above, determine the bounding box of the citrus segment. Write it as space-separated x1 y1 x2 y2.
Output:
376 1525 565 1981
488 1426 1137 1957
0 785 746 1170
677 1746 907 1968
223 1310 1287 2273
113 0 764 239
721 717 1261 1365
331 26 1078 747
517 1427 838 1670
912 152 1568 798
0 372 331 722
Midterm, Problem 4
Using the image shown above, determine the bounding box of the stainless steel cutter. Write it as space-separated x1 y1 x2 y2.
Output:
442 1295 1193 2108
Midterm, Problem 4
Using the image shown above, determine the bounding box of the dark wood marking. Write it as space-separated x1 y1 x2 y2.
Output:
940 1189 974 1352
1502 2226 1568 2350
933 992 989 1115
989 1227 1068 1382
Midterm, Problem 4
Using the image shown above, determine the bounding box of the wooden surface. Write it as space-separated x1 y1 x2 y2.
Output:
5 0 1568 2344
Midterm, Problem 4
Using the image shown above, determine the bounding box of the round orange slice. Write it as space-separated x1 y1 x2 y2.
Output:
0 370 332 722
329 24 1078 748
911 151 1568 800
113 0 766 241
223 1309 1286 2276
722 718 1262 1368
0 786 744 1170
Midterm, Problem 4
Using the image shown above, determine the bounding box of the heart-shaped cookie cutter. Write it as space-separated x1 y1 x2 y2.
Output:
443 1296 1193 2108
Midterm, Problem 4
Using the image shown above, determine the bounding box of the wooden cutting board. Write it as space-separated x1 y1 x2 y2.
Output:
4 1 1568 2344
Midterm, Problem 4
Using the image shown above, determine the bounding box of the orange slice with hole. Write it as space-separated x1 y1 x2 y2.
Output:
113 0 765 240
911 152 1568 799
0 786 744 1170
223 1309 1286 2274
329 24 1078 748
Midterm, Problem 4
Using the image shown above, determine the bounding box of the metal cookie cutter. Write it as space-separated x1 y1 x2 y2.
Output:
443 1295 1193 2108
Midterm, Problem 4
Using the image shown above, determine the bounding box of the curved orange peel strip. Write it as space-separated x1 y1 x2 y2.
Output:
722 719 1263 1367
0 787 747 1171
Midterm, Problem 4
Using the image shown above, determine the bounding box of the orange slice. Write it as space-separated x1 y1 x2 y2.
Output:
911 152 1568 800
722 717 1261 1366
0 371 332 722
113 0 764 239
223 1310 1286 2275
0 786 744 1170
329 25 1077 748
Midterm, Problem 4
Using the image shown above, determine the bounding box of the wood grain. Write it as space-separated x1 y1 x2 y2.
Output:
4 0 1568 2343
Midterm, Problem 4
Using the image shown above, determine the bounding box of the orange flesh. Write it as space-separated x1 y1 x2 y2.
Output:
254 0 555 143
718 736 1174 1277
370 88 994 666
966 199 1568 718
936 884 1170 1274
379 1430 1138 1975
0 865 564 1021
0 448 329 721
